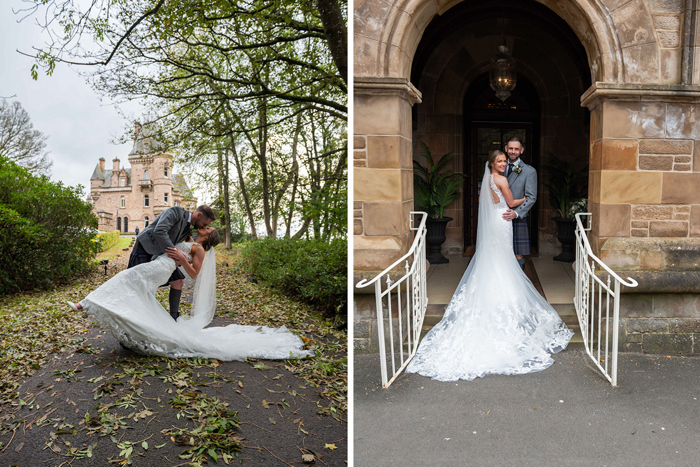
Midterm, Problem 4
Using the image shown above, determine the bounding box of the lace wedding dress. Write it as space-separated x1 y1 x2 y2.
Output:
80 242 311 360
406 164 573 381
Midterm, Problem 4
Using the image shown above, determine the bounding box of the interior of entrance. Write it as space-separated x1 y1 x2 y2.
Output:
411 0 591 256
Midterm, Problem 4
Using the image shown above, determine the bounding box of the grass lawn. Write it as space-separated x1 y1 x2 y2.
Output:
96 236 133 262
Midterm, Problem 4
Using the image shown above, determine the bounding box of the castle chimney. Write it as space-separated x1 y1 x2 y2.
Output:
113 158 120 171
134 122 142 142
99 157 105 171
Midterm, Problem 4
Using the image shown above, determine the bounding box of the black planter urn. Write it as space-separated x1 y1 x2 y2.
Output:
553 217 576 263
425 217 453 264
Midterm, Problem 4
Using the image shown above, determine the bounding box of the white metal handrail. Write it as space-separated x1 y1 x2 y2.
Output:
574 213 638 386
356 212 428 388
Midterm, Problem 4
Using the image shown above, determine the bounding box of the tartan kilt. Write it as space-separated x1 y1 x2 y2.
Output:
128 241 185 286
512 217 531 256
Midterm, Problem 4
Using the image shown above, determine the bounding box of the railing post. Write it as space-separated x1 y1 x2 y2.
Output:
612 280 621 387
374 280 388 388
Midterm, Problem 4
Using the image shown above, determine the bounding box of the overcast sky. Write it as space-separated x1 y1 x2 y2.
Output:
0 2 208 202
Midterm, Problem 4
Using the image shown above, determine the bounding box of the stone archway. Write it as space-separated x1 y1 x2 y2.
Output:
354 0 700 355
355 0 629 83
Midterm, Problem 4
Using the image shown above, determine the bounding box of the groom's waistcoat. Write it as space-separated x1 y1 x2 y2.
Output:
506 162 537 219
137 206 191 259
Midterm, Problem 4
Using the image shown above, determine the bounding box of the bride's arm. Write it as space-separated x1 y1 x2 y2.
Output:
495 176 525 207
166 245 206 278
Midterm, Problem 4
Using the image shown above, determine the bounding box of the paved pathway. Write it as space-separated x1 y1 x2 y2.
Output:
354 350 700 466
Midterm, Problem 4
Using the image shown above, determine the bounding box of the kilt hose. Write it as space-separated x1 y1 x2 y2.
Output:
512 217 531 256
127 240 185 286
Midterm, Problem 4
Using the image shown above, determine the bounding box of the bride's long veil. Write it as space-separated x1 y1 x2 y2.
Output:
187 248 216 328
452 161 510 293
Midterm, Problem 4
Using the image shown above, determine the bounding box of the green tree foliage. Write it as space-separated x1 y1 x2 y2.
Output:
20 0 347 243
0 156 97 294
238 237 346 316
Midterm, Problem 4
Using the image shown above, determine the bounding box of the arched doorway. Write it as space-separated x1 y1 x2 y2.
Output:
117 217 121 231
123 217 128 233
410 0 591 255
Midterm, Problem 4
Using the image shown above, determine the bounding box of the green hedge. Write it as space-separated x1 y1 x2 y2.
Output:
96 230 120 252
238 237 346 316
0 156 97 294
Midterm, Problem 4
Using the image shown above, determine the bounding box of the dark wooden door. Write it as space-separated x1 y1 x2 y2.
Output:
463 123 538 252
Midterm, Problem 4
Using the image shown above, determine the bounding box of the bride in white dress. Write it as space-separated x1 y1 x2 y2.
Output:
406 150 573 381
68 227 311 361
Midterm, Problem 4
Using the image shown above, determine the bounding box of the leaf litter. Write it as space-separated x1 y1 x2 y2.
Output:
0 244 346 465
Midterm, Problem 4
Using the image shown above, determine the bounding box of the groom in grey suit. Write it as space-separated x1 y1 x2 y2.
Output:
128 205 215 320
502 137 537 271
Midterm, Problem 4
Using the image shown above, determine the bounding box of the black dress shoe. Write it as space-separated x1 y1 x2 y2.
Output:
170 311 179 321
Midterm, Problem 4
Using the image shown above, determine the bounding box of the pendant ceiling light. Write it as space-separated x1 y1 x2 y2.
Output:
489 44 517 102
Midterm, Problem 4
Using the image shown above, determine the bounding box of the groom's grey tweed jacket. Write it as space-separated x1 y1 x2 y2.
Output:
506 162 537 219
136 206 192 259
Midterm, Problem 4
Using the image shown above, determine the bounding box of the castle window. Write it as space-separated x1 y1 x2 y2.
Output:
120 197 125 208
164 166 169 177
144 216 149 227
120 177 126 187
144 142 150 153
164 193 169 205
144 194 149 207
144 170 149 180
174 200 178 207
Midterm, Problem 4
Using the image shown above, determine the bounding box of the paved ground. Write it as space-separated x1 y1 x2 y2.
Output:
0 318 347 467
354 350 700 466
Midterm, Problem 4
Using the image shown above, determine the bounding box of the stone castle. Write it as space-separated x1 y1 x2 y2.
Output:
88 123 196 232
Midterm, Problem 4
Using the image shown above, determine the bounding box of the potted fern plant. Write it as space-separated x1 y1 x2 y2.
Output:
414 142 467 264
543 152 588 262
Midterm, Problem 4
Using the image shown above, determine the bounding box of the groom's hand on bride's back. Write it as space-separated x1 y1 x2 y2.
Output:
502 209 517 221
166 247 185 265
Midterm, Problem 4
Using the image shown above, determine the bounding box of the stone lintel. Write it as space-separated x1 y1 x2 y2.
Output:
581 81 700 109
354 77 423 105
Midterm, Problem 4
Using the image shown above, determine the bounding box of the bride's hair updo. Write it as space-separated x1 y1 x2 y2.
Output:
488 150 506 170
202 229 221 251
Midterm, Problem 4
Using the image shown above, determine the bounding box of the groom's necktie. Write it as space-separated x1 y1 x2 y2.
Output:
507 163 514 177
